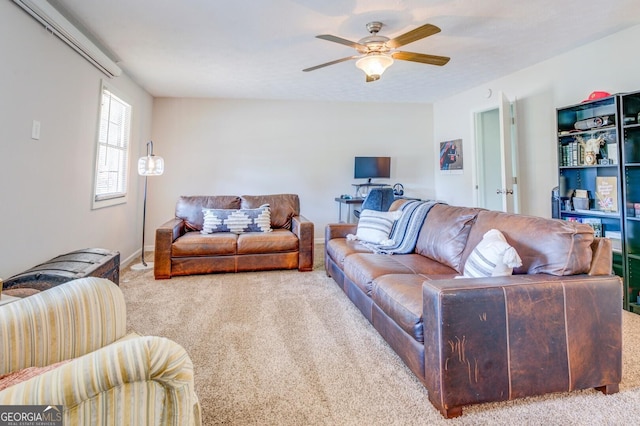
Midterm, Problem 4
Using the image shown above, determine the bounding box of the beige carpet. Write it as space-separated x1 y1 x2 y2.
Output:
120 248 640 425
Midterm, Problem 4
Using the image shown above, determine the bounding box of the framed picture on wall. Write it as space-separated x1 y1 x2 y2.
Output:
440 139 463 174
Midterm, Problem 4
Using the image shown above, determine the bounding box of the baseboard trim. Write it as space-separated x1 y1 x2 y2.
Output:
122 244 155 269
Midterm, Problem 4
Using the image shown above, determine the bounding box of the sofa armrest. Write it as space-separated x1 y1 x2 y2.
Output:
0 277 127 375
422 274 622 418
292 214 314 271
155 218 186 279
0 336 201 426
325 223 358 242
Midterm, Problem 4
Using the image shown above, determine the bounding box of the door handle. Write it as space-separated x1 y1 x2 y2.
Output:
496 189 514 195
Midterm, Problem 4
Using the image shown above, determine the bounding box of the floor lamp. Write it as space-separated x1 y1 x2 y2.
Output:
131 141 164 271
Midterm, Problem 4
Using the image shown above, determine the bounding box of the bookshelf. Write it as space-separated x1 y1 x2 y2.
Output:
556 95 627 306
621 90 640 309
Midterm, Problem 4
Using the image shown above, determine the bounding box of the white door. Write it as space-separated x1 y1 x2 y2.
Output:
475 92 519 213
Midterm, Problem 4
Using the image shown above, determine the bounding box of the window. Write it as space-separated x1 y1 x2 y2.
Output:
93 82 132 209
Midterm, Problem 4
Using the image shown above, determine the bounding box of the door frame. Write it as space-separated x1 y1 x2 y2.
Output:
472 92 520 213
472 105 499 209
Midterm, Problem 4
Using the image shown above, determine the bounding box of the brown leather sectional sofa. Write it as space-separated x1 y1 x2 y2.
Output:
155 194 314 279
325 202 622 418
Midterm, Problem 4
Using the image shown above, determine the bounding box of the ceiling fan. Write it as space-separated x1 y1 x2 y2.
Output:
303 21 450 82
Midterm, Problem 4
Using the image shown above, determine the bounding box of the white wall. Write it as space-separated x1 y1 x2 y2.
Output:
0 1 153 278
150 98 434 240
5 0 639 279
433 24 640 218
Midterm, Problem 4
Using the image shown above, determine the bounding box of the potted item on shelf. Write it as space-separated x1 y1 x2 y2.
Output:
572 189 590 211
572 196 590 211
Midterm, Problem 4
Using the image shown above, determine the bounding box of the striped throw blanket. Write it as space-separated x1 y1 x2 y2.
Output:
367 200 438 254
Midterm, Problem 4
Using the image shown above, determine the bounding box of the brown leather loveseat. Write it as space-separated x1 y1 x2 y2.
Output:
155 194 314 279
325 201 622 418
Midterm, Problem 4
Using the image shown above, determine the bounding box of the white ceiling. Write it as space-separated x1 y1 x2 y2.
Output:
49 0 640 103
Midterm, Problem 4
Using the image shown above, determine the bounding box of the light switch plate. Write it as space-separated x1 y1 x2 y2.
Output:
31 120 41 140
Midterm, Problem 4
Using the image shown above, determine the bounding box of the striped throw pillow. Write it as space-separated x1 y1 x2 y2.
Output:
354 209 402 244
463 229 522 278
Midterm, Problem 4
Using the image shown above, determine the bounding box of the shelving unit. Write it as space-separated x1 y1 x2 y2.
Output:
556 95 628 306
351 182 389 198
620 90 640 308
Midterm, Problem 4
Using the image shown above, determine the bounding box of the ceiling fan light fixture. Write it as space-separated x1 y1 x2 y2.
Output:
356 54 394 81
304 22 449 79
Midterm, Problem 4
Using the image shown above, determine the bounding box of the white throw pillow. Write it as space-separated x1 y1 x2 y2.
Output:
462 229 522 278
352 209 402 244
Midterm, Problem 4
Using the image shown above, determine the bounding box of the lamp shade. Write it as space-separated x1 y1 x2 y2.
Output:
356 54 394 81
138 155 164 176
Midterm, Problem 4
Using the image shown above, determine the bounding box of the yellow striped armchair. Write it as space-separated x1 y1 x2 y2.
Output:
0 277 201 425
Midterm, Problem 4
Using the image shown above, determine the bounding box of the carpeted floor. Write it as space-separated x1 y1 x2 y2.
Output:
120 247 640 425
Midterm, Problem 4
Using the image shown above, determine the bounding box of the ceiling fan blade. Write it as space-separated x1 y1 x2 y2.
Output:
316 34 368 50
392 51 450 66
302 56 359 72
386 24 441 49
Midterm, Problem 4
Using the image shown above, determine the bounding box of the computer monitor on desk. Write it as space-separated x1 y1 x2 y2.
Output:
354 156 391 182
352 156 391 197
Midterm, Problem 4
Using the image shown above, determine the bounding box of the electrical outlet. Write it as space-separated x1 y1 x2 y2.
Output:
31 120 41 140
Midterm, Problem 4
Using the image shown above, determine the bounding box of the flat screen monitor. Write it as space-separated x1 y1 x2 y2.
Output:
354 156 391 182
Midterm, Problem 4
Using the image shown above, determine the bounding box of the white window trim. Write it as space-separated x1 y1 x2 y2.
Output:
92 80 132 209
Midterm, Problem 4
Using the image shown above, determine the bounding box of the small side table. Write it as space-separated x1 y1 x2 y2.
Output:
334 197 364 223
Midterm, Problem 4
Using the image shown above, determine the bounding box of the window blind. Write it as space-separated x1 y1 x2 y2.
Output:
94 87 131 202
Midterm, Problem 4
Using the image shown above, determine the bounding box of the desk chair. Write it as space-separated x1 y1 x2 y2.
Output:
354 187 395 218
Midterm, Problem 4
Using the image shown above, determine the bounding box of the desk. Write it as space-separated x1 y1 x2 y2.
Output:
334 197 363 223
351 183 389 198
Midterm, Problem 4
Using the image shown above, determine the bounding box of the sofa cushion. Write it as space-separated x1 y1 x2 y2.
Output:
462 229 522 278
352 209 402 244
0 359 72 392
176 195 242 231
201 204 271 234
371 274 428 343
2 288 41 298
390 254 459 276
172 232 237 257
326 238 373 269
344 254 416 296
343 252 457 296
241 194 299 230
237 229 299 254
462 210 595 275
415 204 480 272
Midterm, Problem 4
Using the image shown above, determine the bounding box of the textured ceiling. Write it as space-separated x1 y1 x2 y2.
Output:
49 0 640 103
